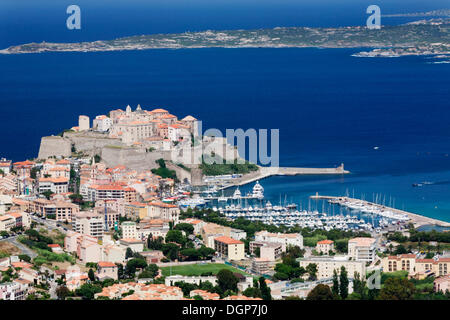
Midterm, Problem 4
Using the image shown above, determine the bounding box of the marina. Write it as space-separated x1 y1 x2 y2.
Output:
180 179 450 230
183 181 415 232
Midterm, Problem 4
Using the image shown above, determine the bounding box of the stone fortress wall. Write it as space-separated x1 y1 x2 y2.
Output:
37 132 242 184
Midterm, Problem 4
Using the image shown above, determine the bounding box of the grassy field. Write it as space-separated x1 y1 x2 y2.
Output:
160 263 252 277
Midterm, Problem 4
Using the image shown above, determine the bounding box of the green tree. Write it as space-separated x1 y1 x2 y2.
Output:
42 190 53 200
394 244 408 255
339 266 349 299
69 193 83 205
174 223 194 235
75 283 102 300
125 247 134 259
30 167 39 179
175 281 198 297
243 287 262 298
116 263 124 280
306 284 334 300
148 235 164 250
162 243 180 261
198 246 215 259
125 258 147 277
56 285 70 300
259 277 272 301
217 269 239 294
306 263 318 281
19 254 31 263
138 264 159 279
165 230 186 246
180 248 200 261
353 272 365 298
378 278 415 300
335 239 348 253
88 268 96 282
332 269 339 297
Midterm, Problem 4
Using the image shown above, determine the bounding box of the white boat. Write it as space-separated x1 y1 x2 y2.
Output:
218 190 227 202
178 198 206 209
232 187 242 199
252 181 264 199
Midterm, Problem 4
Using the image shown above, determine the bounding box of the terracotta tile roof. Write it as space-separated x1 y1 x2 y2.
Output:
148 201 178 208
215 236 243 245
348 237 376 246
39 177 69 183
98 261 117 268
317 240 334 245
150 108 168 113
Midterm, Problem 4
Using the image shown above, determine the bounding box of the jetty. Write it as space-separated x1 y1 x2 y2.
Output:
214 163 349 189
310 194 450 228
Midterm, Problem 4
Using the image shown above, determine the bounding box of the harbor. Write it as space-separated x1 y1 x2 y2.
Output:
180 181 412 233
176 176 450 231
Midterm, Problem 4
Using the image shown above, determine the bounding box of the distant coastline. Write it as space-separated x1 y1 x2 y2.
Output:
1 19 448 59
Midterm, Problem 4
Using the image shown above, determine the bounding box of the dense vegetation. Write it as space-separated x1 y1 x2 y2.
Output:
151 158 177 180
18 229 75 266
199 155 258 176
387 229 450 244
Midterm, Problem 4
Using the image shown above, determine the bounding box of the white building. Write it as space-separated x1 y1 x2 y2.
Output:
316 240 335 255
298 256 366 280
0 281 29 300
165 275 218 287
230 228 247 241
254 230 303 249
0 215 16 232
38 177 69 194
0 159 12 174
72 212 104 239
168 123 191 142
93 115 112 132
121 221 138 239
348 237 376 263
79 115 90 131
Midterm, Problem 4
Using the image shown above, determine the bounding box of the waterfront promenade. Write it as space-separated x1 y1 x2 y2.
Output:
310 194 450 228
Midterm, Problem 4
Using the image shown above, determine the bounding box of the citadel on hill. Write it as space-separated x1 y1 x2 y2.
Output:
75 105 199 147
37 105 239 184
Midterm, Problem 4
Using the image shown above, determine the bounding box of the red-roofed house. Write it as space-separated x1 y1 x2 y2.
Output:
97 261 118 281
316 240 334 254
214 236 245 260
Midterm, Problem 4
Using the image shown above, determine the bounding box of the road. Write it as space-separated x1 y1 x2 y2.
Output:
32 216 68 233
0 235 38 258
0 216 69 259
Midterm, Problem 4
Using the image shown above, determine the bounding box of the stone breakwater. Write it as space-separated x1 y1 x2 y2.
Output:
217 164 349 190
310 195 450 228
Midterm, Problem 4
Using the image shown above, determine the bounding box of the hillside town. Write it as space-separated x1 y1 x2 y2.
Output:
0 106 449 301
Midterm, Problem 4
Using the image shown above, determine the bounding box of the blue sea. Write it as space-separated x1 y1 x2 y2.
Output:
0 0 449 222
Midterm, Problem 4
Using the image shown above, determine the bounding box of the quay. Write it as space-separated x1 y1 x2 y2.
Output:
310 194 450 228
214 163 349 190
